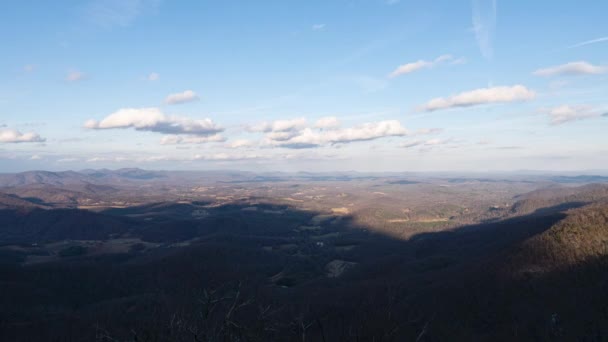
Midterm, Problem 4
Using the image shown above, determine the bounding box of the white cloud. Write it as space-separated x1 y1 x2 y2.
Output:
264 120 409 148
30 155 42 160
226 139 254 149
314 116 340 129
542 105 605 125
160 134 225 145
85 107 222 135
389 54 461 78
145 72 160 81
247 118 307 133
533 61 607 77
164 90 199 105
323 120 408 143
0 129 46 143
471 0 496 59
312 24 325 31
389 60 432 78
66 70 86 82
419 85 536 112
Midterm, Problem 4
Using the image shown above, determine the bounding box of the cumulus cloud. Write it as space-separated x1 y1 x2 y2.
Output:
472 0 496 59
418 85 535 112
247 118 307 133
542 105 605 125
263 120 409 149
314 116 340 129
66 70 86 82
160 134 225 145
389 54 462 78
533 61 607 77
164 90 199 105
0 129 46 143
85 107 222 136
322 120 408 143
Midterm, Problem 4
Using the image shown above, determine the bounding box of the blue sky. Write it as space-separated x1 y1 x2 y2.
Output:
1 0 607 172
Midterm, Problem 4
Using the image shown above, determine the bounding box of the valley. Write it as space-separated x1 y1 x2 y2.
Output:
0 169 607 340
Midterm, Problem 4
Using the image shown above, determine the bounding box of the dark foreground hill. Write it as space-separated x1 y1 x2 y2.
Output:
422 201 608 341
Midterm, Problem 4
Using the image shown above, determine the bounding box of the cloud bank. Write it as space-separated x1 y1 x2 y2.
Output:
160 134 226 145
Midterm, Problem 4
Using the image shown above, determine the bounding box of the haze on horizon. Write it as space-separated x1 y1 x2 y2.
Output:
1 0 607 173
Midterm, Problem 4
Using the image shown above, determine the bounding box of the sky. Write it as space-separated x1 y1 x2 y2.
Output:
1 0 607 173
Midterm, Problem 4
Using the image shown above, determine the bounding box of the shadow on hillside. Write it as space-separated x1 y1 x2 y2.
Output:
0 200 604 341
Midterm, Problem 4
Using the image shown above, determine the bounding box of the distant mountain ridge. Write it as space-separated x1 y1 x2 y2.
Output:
0 168 167 187
2 169 608 188
510 184 608 215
